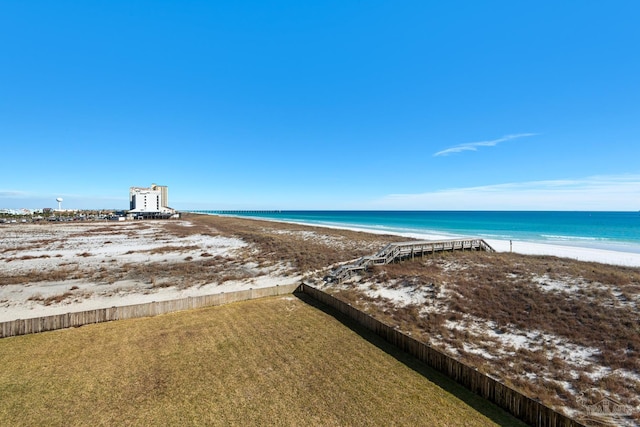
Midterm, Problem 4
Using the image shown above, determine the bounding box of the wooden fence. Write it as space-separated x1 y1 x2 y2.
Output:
2 280 587 426
298 284 586 427
0 284 299 338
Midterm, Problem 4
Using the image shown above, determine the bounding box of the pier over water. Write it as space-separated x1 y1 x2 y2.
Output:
189 210 282 215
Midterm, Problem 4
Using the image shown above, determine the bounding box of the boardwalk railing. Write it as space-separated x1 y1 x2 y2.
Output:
329 238 494 283
298 284 586 427
0 284 299 339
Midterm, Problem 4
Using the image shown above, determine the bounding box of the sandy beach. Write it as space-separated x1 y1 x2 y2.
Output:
2 214 639 322
485 238 640 267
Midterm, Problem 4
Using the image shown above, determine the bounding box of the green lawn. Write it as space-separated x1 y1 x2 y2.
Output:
0 295 525 426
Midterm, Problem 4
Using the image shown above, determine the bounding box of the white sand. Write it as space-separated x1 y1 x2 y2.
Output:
2 217 639 323
0 221 300 322
485 238 640 267
0 274 301 322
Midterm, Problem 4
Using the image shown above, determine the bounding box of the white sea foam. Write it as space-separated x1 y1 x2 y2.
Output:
485 239 640 267
202 212 640 267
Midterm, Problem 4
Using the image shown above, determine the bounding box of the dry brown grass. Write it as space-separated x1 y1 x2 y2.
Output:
4 254 51 262
0 296 525 427
82 256 258 289
1 266 83 286
162 220 218 238
329 251 640 418
1 240 58 253
42 291 74 306
146 245 200 254
184 213 405 273
0 214 403 288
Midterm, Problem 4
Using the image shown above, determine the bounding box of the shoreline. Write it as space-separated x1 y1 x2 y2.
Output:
2 214 639 322
208 213 640 267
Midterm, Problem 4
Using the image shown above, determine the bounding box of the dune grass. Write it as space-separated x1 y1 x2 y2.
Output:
183 213 404 273
332 251 640 416
0 295 524 427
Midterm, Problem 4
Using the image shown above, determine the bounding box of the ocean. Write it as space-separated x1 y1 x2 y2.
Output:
193 211 640 254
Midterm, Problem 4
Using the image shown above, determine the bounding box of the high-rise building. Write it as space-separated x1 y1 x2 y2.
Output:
129 184 173 213
150 183 169 208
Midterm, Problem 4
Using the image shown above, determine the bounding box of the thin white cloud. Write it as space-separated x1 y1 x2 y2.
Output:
373 174 640 211
0 190 31 198
434 133 537 157
0 189 124 200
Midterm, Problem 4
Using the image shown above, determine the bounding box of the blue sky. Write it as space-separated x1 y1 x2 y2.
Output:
2 1 639 210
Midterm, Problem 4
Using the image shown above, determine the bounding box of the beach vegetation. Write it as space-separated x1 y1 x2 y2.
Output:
327 251 640 418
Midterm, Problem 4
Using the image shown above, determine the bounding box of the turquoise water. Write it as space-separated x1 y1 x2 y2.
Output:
193 211 640 254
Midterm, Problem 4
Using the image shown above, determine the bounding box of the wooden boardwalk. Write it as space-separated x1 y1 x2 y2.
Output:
329 238 494 283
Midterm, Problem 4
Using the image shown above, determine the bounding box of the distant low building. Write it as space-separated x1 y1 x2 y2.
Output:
0 208 40 216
